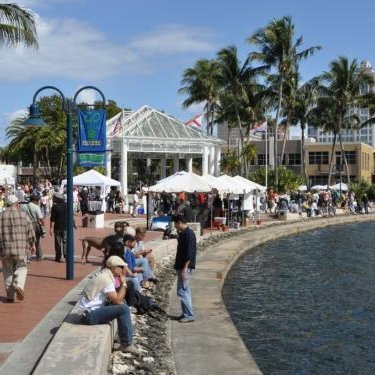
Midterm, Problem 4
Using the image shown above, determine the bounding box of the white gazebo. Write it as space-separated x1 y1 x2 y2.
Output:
105 106 224 196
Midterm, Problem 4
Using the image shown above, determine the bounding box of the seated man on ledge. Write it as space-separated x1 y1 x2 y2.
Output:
77 255 139 356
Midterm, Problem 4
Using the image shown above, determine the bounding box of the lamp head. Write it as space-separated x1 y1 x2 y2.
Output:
23 103 46 127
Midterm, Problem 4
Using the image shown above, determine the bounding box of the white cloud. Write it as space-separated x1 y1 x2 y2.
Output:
0 16 217 83
129 24 217 56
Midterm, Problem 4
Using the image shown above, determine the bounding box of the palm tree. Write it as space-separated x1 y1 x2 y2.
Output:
241 143 257 177
320 56 374 184
0 3 38 47
179 59 221 135
220 152 240 176
285 77 320 187
247 16 321 190
215 46 264 176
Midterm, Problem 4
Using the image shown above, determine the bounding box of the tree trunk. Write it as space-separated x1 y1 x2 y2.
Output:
300 123 308 188
274 74 284 190
338 131 350 184
280 121 289 166
327 132 337 187
236 110 246 177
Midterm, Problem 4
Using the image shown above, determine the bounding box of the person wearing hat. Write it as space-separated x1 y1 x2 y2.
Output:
21 194 46 261
50 192 67 262
0 195 36 302
78 255 139 355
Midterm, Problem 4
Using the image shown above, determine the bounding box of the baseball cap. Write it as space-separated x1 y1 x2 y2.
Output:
124 226 136 237
105 255 126 268
6 194 19 206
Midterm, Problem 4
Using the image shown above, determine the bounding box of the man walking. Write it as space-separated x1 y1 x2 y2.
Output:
172 214 196 323
49 193 67 262
0 195 36 302
21 194 45 260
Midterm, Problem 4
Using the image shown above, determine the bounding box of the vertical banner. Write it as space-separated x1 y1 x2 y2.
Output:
77 109 107 152
77 109 107 166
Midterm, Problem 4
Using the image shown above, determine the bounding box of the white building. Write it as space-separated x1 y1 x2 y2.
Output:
308 60 375 147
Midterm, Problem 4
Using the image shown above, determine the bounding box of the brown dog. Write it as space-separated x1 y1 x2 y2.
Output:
81 237 106 264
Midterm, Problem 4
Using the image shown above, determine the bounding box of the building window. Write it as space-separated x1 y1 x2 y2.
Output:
288 153 301 165
258 154 266 165
309 151 329 165
335 151 356 165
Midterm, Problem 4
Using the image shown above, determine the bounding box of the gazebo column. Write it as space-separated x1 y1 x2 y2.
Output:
202 145 209 176
214 146 221 176
106 141 112 178
173 155 179 173
160 155 166 179
209 146 215 175
185 155 193 173
120 138 129 211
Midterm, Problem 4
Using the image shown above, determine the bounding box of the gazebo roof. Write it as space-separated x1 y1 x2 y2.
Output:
107 105 223 155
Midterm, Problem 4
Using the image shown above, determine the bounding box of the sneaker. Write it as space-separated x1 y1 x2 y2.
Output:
179 317 195 323
169 314 184 321
119 344 140 356
13 285 24 301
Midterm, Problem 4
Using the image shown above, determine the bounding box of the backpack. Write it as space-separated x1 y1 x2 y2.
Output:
125 280 166 318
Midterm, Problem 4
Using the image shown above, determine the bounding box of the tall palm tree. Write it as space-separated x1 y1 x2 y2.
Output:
179 58 221 135
320 56 374 184
307 97 340 187
0 3 38 47
247 16 320 190
215 46 264 176
285 77 320 187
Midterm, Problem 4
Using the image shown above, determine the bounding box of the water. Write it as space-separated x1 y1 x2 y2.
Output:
222 222 375 375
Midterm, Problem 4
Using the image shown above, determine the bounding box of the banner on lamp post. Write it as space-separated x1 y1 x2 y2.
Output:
77 109 107 152
77 153 106 167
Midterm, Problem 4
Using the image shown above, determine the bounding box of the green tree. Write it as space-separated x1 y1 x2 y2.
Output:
0 3 38 47
220 153 240 176
250 166 303 193
319 56 374 184
179 58 221 135
241 143 257 178
248 15 320 189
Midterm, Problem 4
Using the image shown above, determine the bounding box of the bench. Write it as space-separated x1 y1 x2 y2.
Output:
34 302 117 375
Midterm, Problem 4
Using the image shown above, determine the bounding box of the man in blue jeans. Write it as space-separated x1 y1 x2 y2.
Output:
78 255 139 355
172 214 196 323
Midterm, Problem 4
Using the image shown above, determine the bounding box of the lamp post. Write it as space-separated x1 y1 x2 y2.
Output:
24 85 106 280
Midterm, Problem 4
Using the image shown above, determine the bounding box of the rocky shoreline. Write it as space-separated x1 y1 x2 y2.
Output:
107 235 227 375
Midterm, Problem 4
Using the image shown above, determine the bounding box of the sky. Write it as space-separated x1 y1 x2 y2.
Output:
1 0 375 145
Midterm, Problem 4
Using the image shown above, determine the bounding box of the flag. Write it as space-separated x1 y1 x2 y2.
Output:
249 121 267 137
109 113 123 137
184 113 202 127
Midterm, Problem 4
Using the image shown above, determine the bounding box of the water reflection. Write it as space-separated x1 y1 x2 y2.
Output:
222 222 375 375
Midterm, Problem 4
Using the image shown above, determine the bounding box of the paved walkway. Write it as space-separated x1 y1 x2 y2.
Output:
0 212 156 367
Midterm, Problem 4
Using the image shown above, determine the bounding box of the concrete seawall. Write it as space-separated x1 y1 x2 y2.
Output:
170 214 375 375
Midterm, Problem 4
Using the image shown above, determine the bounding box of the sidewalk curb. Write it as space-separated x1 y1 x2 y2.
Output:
0 269 98 375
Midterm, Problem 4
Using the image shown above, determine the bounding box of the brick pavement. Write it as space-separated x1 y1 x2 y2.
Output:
0 212 159 365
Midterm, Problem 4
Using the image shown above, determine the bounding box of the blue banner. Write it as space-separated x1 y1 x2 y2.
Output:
77 109 107 152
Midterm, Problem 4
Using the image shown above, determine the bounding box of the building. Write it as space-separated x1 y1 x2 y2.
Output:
308 60 375 147
218 134 375 186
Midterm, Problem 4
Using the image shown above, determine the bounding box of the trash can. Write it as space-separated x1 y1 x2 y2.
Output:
277 210 288 221
87 210 105 229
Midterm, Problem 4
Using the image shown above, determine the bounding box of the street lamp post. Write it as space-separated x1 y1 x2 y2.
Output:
24 85 106 280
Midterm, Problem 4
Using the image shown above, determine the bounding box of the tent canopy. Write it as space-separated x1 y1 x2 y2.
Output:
61 170 120 193
233 175 267 192
148 171 212 193
200 174 232 193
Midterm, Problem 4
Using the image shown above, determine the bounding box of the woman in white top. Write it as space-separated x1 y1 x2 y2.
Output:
78 255 139 355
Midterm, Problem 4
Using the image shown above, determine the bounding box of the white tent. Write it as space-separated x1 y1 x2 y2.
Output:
61 169 121 194
233 175 267 192
217 174 246 194
329 183 348 191
148 171 212 193
311 184 328 191
200 174 232 193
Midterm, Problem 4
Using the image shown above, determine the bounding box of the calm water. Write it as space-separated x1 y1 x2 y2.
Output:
222 222 375 375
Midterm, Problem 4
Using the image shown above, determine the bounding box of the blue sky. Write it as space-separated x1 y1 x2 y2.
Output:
1 0 375 145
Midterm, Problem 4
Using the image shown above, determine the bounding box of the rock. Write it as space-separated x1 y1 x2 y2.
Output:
143 357 155 364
